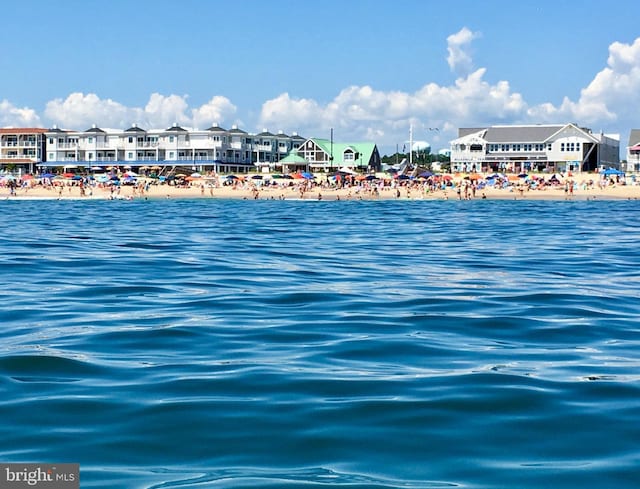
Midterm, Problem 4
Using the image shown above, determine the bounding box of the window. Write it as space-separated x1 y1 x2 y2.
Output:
547 143 552 151
169 151 174 158
48 153 54 159
128 152 133 159
88 137 93 144
560 143 565 151
128 137 133 143
514 144 521 151
576 142 581 151
49 138 54 144
169 136 174 143
501 144 508 151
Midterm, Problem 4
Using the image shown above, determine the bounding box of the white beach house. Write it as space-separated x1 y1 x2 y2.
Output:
450 123 620 173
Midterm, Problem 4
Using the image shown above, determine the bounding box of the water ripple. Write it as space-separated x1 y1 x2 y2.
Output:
1 199 639 488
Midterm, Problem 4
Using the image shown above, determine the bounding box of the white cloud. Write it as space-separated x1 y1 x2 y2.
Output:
191 95 237 129
43 92 237 131
44 93 135 129
447 27 480 76
0 99 41 127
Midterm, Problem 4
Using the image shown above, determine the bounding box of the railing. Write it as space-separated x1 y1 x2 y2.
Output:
0 154 38 160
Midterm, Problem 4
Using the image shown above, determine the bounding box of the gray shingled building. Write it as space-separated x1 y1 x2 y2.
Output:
450 123 620 173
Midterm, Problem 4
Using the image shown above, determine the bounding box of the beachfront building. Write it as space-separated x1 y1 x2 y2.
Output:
625 129 640 173
289 138 381 173
42 124 306 174
450 123 620 174
0 128 47 174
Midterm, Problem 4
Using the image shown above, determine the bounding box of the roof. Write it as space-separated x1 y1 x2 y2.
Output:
0 128 47 134
485 125 563 143
256 130 275 137
628 129 640 147
165 125 187 132
207 125 227 132
85 126 106 133
228 127 248 134
299 138 378 165
279 153 307 164
125 126 146 133
458 128 486 138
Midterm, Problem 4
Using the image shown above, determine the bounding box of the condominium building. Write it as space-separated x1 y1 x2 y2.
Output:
42 123 306 174
625 129 640 173
0 128 47 173
450 123 620 173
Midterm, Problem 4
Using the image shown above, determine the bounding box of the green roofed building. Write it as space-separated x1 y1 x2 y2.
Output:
287 138 381 173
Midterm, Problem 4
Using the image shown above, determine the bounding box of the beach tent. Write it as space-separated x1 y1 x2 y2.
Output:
600 168 624 176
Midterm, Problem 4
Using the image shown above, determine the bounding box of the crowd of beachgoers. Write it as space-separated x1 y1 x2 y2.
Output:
0 169 636 201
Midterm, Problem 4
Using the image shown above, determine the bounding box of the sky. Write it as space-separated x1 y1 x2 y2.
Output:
1 0 640 156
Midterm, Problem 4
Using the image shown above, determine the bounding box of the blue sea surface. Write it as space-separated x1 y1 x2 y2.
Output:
0 198 639 488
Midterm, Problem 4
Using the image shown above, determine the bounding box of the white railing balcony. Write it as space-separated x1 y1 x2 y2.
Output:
57 143 78 149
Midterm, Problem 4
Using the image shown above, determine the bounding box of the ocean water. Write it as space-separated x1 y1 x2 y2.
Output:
0 198 639 488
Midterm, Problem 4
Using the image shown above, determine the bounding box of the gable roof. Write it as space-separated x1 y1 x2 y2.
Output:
0 128 47 135
459 128 486 138
628 129 640 147
279 152 307 164
298 138 378 165
485 125 563 143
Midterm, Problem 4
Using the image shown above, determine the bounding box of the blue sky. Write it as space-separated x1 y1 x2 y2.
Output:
1 0 640 155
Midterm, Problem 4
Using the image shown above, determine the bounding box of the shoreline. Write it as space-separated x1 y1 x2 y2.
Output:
2 182 640 201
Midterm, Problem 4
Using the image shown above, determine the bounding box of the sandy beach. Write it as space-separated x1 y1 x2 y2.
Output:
3 174 640 201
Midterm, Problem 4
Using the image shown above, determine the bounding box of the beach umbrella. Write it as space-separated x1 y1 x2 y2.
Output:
41 173 55 178
418 171 434 178
190 172 202 178
301 172 314 179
